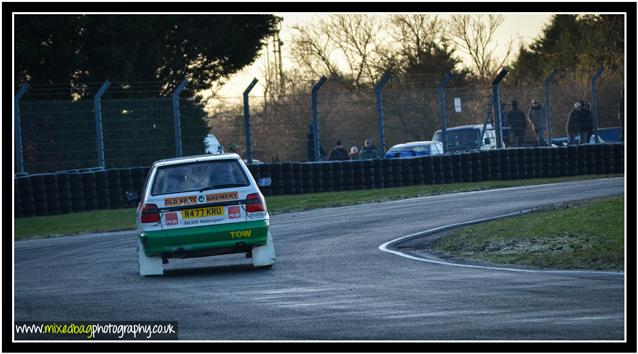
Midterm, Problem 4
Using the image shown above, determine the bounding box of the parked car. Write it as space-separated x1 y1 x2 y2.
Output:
597 127 623 142
132 153 275 276
385 141 444 158
551 127 622 146
432 124 497 153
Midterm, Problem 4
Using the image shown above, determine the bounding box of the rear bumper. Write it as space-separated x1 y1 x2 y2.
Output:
140 220 269 257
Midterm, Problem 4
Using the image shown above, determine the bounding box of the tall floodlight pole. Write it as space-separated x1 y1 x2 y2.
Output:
544 69 558 145
311 76 327 161
15 84 30 174
243 78 259 164
591 67 604 143
172 79 189 157
375 72 391 156
491 69 509 148
438 72 454 153
94 80 111 168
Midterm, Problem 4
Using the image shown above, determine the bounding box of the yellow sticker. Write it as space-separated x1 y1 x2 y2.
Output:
165 196 197 206
181 206 225 219
230 230 252 239
206 192 239 203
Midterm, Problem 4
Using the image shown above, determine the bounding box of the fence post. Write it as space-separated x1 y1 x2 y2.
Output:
15 84 29 174
438 72 454 153
491 68 509 148
94 80 111 168
591 67 604 143
243 78 259 164
375 72 391 156
544 69 558 145
172 79 189 157
311 76 327 161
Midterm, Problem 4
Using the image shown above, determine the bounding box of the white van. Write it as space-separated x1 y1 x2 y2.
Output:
432 124 497 153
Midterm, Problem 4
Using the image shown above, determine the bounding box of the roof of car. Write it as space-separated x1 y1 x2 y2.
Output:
153 153 241 167
390 141 441 148
435 124 494 132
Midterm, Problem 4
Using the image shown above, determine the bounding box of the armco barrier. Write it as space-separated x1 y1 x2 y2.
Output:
13 144 624 218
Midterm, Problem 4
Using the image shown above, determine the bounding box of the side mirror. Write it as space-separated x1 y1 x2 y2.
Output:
126 191 140 204
258 177 272 187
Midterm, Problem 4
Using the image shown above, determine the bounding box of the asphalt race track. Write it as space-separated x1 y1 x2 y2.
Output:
14 178 625 340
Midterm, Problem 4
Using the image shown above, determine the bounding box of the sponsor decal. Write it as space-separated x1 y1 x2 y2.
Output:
230 230 252 239
205 192 239 203
163 192 238 206
165 212 178 226
228 206 241 219
183 218 224 226
247 212 267 220
164 196 197 206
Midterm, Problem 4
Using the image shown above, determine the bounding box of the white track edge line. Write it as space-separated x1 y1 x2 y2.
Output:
378 210 625 276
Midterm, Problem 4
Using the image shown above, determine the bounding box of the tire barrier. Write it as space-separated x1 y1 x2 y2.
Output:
80 171 98 211
95 170 111 210
107 168 123 209
56 172 73 214
421 156 435 185
43 173 60 215
16 176 35 218
14 144 624 218
30 174 49 216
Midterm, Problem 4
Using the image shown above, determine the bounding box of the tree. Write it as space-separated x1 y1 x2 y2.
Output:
15 15 281 98
290 14 385 89
509 14 624 84
448 15 513 82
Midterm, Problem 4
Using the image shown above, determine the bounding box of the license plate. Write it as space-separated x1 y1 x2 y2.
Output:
181 206 225 219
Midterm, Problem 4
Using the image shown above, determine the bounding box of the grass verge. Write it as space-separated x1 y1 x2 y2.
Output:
431 196 624 271
14 174 622 241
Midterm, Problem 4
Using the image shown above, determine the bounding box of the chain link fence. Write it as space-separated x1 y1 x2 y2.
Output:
15 74 624 174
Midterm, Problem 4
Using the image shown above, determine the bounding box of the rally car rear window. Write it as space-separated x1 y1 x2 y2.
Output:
151 160 250 196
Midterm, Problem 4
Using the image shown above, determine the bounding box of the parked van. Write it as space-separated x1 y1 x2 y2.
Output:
432 124 497 153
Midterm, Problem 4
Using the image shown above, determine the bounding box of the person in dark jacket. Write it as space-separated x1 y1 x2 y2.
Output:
579 101 593 144
506 100 527 147
527 98 547 145
360 138 380 160
566 101 582 145
328 140 349 161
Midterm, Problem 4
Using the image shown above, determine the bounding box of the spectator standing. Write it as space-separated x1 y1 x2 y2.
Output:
360 139 381 159
506 100 527 147
348 146 360 160
527 98 547 146
566 101 582 145
328 140 349 161
579 101 593 144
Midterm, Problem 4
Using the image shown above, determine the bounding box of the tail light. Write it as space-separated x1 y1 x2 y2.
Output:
246 193 266 213
140 203 160 223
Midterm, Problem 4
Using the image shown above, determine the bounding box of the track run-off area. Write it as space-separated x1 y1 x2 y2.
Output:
14 177 625 340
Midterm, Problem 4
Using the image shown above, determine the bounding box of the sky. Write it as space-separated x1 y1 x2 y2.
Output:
215 13 554 100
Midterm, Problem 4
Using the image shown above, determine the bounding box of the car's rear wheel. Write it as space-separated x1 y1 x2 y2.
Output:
137 238 164 276
252 232 276 268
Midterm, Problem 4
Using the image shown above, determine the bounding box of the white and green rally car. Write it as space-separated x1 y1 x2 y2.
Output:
134 154 275 276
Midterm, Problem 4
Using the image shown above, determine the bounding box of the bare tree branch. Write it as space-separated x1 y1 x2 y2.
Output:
448 14 512 81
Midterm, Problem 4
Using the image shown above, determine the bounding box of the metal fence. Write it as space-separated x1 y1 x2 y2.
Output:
14 71 624 175
15 83 206 174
